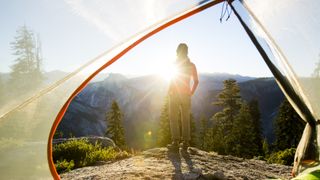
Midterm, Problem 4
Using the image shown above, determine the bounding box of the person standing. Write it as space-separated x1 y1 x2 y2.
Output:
167 43 199 152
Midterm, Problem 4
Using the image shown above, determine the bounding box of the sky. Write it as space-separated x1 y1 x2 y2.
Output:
0 0 273 77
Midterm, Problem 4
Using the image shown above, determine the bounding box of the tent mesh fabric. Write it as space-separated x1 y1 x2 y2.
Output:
234 0 320 176
0 0 223 179
0 0 319 178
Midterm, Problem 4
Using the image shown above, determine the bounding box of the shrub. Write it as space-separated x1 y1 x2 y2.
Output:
267 148 296 165
53 139 130 173
53 139 93 168
55 159 74 173
254 156 265 161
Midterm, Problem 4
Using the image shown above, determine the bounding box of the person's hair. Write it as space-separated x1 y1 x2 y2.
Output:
176 43 188 59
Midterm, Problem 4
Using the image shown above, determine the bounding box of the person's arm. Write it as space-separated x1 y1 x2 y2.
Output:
190 63 199 95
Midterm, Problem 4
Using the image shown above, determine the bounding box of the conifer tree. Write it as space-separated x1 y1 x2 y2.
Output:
190 113 197 147
0 76 4 105
211 117 227 153
248 99 263 155
105 100 126 148
198 116 214 151
214 79 241 117
157 97 171 146
211 79 241 154
262 138 270 156
312 54 320 78
10 25 43 92
273 98 305 151
231 102 259 158
198 116 208 150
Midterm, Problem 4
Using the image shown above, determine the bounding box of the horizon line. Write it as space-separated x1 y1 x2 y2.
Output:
0 70 273 78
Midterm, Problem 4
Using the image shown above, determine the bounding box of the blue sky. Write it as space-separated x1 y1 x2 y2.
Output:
0 0 272 77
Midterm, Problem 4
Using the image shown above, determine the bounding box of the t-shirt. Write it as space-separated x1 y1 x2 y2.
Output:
169 59 198 95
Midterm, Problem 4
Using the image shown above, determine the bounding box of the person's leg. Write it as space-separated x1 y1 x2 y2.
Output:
169 94 180 145
181 94 191 149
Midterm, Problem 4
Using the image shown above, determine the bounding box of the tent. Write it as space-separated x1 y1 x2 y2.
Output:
0 0 319 179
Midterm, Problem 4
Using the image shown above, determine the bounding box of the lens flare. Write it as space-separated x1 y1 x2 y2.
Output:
158 63 178 82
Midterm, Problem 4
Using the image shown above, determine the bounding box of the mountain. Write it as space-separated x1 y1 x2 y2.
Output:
239 78 284 141
44 70 69 84
60 147 292 180
56 73 283 148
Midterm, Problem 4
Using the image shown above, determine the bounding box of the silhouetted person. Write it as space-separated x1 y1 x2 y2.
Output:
167 43 199 152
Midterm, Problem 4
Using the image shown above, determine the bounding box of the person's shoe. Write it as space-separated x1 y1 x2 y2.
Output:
167 141 179 152
180 141 190 151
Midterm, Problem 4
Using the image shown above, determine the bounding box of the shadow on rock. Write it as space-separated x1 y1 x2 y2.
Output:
167 150 183 180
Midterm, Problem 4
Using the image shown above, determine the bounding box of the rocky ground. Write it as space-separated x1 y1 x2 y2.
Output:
60 147 292 180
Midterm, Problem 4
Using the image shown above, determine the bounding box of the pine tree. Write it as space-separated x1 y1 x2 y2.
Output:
273 99 305 151
248 99 263 155
0 76 4 105
10 25 43 93
262 138 270 157
157 97 171 146
190 113 197 147
198 116 214 151
231 102 259 158
214 79 241 117
211 116 226 154
204 129 214 151
105 100 126 148
198 116 208 150
211 79 242 154
312 54 320 78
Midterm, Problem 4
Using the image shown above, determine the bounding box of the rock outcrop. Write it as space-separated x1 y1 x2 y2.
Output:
60 147 292 180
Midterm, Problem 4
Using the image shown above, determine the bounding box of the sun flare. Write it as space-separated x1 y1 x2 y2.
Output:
157 63 178 82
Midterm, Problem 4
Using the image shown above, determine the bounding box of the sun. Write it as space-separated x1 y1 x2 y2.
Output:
158 63 179 82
